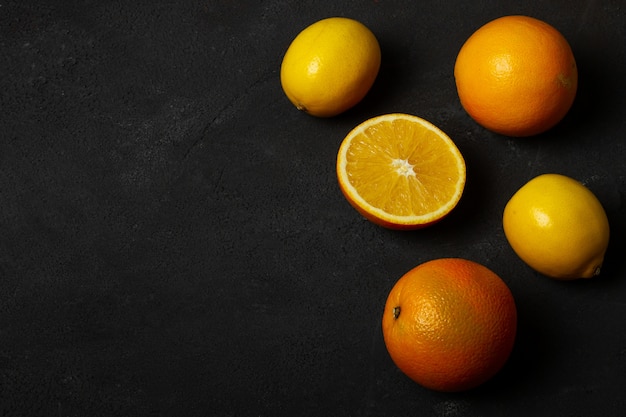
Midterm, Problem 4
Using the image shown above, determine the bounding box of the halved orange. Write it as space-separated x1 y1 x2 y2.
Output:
336 113 466 229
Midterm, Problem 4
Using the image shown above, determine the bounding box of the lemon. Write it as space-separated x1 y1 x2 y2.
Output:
280 17 381 117
503 173 610 279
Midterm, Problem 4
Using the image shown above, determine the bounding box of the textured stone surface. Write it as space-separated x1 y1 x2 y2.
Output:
1 0 625 415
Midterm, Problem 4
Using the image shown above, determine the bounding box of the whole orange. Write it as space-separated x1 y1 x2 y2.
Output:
382 258 517 392
454 15 577 137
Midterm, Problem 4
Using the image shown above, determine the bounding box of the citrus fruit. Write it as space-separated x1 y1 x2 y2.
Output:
454 15 578 137
336 113 466 229
503 173 610 279
382 258 517 392
280 17 381 117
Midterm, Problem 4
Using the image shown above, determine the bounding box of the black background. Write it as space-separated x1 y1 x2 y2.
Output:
1 1 625 416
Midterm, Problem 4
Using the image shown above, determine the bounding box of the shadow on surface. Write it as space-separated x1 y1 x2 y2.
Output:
466 291 561 398
597 211 626 283
549 42 624 138
346 37 417 118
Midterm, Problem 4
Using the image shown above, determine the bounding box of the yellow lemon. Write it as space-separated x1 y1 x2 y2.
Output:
503 173 610 280
280 17 381 117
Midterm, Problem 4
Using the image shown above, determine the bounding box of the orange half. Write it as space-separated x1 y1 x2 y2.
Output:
336 113 466 229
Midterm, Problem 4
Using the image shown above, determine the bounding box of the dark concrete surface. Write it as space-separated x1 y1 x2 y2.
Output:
1 0 625 416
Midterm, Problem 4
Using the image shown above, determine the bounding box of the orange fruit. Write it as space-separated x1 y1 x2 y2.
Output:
336 114 466 230
454 15 577 137
382 258 517 392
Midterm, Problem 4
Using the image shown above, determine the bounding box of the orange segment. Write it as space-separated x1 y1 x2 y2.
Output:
336 113 466 229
